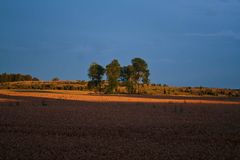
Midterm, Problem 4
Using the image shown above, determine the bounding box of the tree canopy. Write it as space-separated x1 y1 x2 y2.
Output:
131 58 150 85
88 63 105 91
106 59 121 93
0 73 39 83
87 57 150 94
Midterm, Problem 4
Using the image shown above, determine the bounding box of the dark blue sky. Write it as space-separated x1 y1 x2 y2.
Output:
0 0 240 88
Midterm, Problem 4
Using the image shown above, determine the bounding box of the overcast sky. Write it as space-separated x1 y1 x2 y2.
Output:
0 0 240 88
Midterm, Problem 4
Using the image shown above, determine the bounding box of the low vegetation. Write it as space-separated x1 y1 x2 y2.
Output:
0 57 239 97
0 80 87 91
0 73 39 82
0 80 239 97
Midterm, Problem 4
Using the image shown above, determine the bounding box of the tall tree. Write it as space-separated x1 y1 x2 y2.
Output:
120 65 135 93
131 58 150 93
106 59 121 93
88 63 105 91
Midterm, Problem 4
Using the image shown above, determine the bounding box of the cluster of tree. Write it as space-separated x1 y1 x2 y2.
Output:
0 73 39 83
88 57 150 94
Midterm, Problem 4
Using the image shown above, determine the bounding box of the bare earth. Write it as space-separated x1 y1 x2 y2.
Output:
0 90 240 160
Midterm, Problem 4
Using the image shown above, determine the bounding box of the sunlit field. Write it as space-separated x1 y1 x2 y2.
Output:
1 90 240 160
1 0 240 159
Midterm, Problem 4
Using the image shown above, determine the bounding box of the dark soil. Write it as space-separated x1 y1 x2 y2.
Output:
0 94 240 160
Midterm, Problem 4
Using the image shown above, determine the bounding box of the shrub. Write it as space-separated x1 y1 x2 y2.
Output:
52 77 60 81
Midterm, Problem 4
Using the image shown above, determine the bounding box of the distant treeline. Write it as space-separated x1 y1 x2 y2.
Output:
0 81 87 90
0 73 39 83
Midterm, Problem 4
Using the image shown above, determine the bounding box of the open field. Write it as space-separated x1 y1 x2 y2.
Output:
1 80 239 97
0 90 240 159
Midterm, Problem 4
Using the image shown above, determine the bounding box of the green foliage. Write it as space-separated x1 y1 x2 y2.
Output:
131 58 150 93
88 63 105 81
2 58 239 97
120 65 134 93
1 80 239 97
120 65 134 82
0 81 88 90
88 63 105 92
106 59 121 93
126 81 135 94
0 73 39 83
52 77 60 81
119 58 150 94
131 58 150 84
32 77 39 81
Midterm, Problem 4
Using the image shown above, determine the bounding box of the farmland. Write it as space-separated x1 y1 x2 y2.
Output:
1 80 239 97
0 90 240 159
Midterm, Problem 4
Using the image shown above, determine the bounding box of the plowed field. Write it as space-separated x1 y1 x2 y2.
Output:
0 90 240 160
